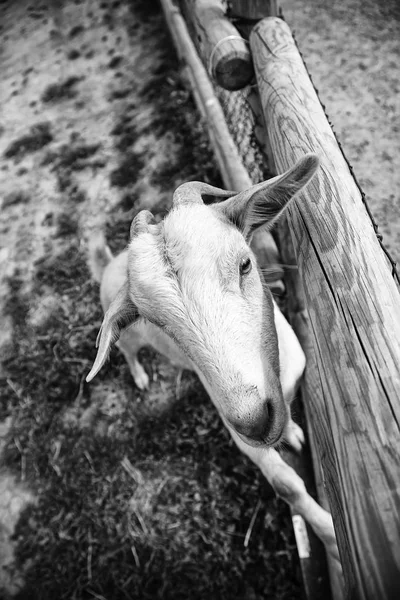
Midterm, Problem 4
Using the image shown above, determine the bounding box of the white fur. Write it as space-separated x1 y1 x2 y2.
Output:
87 155 340 565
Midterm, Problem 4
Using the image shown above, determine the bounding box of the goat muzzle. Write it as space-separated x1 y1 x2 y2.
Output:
228 397 287 447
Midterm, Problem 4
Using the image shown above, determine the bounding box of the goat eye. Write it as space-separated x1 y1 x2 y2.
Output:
240 257 252 276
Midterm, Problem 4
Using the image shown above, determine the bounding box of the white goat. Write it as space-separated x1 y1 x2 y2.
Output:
87 154 339 562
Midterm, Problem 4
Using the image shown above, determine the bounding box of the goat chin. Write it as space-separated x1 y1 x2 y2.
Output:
236 431 284 449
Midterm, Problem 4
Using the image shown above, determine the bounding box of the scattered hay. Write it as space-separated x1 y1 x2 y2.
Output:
111 118 138 152
68 25 84 38
2 190 30 208
108 55 123 69
0 473 35 599
47 142 101 171
67 49 80 60
111 87 131 100
3 123 53 160
53 212 79 238
109 151 145 187
41 77 82 103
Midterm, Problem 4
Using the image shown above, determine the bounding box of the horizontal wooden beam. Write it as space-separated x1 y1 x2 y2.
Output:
185 0 254 91
247 85 338 600
251 17 400 600
279 220 345 600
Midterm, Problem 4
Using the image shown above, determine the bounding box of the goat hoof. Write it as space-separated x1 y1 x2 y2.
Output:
329 542 341 565
284 420 305 452
132 366 150 390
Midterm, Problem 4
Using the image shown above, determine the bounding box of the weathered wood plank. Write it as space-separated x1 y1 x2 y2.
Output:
251 16 400 600
230 0 279 19
246 40 337 600
279 219 345 599
185 0 254 90
246 33 339 600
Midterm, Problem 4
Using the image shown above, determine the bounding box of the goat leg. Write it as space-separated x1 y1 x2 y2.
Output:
116 329 149 390
229 429 340 564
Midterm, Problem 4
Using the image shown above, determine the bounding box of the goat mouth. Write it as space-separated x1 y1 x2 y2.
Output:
238 429 284 449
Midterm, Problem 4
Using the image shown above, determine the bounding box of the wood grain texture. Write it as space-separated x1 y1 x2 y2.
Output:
247 51 339 600
230 0 279 19
186 0 254 90
279 219 345 600
251 16 400 600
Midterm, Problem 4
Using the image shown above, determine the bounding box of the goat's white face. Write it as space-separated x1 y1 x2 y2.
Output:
128 204 284 445
87 154 319 447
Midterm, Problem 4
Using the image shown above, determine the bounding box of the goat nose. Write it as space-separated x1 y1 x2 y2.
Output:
229 399 285 445
230 400 271 441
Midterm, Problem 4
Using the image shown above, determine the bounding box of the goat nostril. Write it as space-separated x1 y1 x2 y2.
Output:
266 399 274 426
231 400 272 441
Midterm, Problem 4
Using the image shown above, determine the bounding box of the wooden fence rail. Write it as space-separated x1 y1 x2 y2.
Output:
186 0 254 91
251 16 400 600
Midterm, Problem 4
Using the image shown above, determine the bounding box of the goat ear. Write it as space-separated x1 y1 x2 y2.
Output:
214 154 319 239
86 281 139 382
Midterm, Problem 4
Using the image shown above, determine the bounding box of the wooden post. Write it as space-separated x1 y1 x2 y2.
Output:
185 0 254 91
251 16 400 599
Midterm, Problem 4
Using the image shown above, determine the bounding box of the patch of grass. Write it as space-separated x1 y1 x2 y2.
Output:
42 142 101 171
111 116 137 152
111 87 131 100
41 77 82 103
55 142 101 170
3 189 30 207
69 24 84 38
105 209 132 254
136 50 222 189
56 170 72 192
109 150 145 187
6 367 301 600
118 192 139 212
53 212 79 238
110 115 132 136
128 0 161 23
70 186 86 203
108 55 123 69
67 49 80 60
4 122 53 159
33 244 89 294
103 192 142 254
2 272 29 332
0 256 99 422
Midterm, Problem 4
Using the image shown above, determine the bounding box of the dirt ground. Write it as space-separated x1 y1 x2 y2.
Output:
0 1 300 599
0 0 398 599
